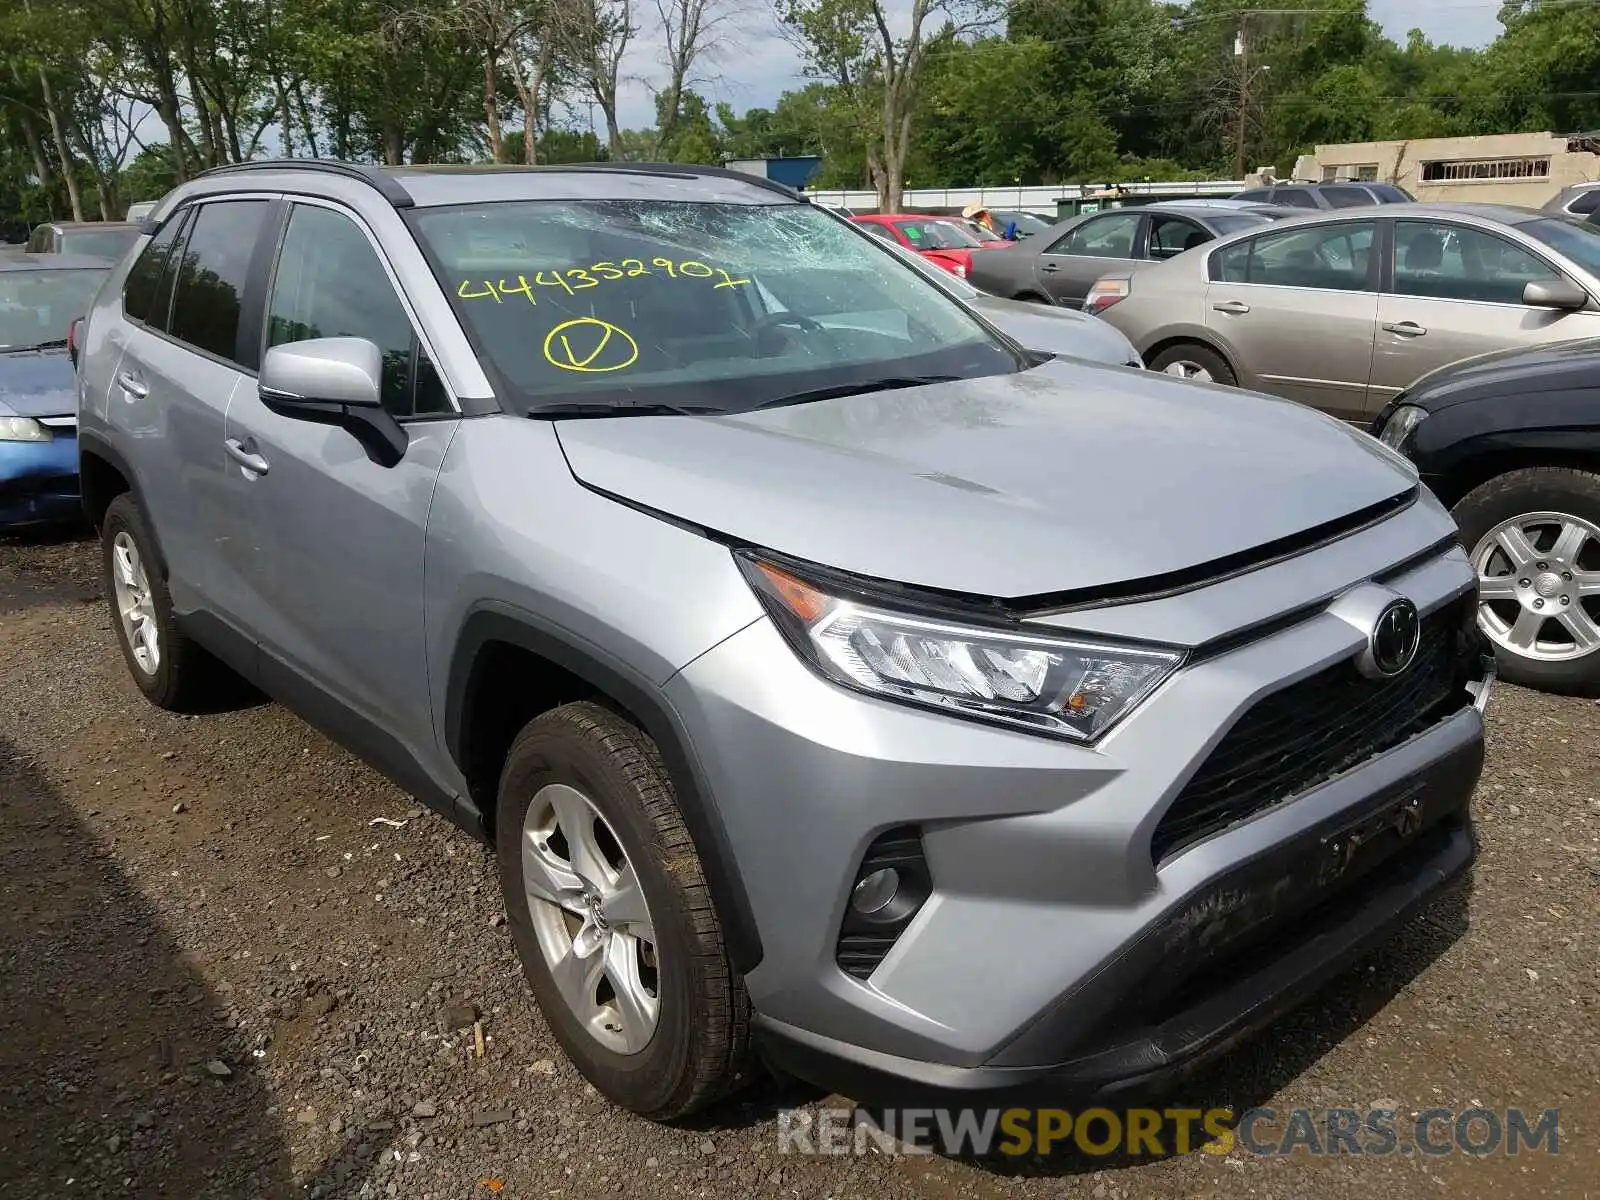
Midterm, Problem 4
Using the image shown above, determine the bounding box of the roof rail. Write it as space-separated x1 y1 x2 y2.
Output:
559 161 805 201
392 160 806 201
194 158 806 207
195 159 415 207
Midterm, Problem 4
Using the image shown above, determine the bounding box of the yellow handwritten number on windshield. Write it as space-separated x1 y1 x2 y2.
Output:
543 318 640 373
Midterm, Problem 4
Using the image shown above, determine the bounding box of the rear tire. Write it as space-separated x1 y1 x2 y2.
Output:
1453 467 1600 695
494 701 752 1118
100 494 234 711
1148 343 1236 386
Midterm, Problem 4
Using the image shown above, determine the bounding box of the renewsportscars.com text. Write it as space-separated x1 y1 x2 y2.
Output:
777 1105 1561 1158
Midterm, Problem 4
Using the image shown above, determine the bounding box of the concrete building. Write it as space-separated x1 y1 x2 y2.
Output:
1283 131 1600 207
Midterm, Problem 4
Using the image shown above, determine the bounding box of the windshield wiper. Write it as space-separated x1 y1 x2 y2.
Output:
745 375 961 412
0 338 68 354
526 401 720 419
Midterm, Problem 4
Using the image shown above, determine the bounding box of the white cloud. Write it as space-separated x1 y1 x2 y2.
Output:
1365 0 1501 48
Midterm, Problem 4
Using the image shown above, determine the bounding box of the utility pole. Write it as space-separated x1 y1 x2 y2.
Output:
1233 17 1249 181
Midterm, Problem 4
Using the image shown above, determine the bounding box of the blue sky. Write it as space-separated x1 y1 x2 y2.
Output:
609 0 1508 129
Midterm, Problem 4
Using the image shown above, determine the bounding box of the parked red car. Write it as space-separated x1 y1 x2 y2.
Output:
849 213 1005 279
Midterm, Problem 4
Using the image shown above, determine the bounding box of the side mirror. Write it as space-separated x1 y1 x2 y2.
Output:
258 337 407 467
261 336 383 408
1523 279 1589 311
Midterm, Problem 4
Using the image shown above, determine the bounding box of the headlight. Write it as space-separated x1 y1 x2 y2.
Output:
738 553 1185 742
1377 403 1427 452
0 415 52 442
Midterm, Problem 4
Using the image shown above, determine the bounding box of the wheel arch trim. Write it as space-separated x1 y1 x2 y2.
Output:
443 603 764 973
77 431 168 578
1416 426 1600 508
1140 329 1240 377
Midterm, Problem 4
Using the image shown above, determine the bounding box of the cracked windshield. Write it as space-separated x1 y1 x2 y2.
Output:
413 200 1019 413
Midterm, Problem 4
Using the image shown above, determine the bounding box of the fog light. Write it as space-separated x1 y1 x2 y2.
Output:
851 867 900 915
836 826 931 980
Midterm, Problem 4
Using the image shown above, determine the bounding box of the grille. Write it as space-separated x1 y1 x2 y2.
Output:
1151 597 1476 863
836 931 903 980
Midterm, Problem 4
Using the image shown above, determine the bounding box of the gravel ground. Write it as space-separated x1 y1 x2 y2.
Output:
0 531 1594 1200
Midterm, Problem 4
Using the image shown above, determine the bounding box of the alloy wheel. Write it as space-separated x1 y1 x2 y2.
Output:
110 531 160 675
1161 360 1213 382
521 783 660 1054
1473 511 1600 663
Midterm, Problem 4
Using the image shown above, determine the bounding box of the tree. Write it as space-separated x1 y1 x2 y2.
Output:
576 0 635 156
5 0 1600 229
651 0 736 158
118 145 182 207
777 0 994 209
655 88 719 161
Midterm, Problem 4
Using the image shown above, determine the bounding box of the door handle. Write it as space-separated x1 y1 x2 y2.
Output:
1211 300 1251 314
1039 262 1061 273
116 371 148 399
224 437 270 476
1383 320 1427 337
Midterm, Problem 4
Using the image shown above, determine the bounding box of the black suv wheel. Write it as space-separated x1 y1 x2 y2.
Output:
494 701 752 1117
100 494 235 711
1455 466 1600 694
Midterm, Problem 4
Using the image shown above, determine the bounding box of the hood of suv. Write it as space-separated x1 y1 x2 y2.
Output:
555 359 1416 599
969 297 1139 366
1402 337 1600 412
0 347 75 418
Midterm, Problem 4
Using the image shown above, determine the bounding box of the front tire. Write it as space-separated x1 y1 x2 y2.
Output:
1148 343 1236 386
1454 466 1600 695
494 701 751 1118
100 494 233 711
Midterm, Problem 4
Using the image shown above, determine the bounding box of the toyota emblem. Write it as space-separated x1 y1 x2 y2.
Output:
1369 598 1421 677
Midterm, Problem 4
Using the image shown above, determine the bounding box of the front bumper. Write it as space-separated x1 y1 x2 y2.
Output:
0 433 79 528
754 725 1478 1103
664 516 1487 1100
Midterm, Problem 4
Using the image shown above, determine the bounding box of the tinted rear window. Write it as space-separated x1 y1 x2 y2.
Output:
1276 189 1319 208
123 217 182 324
60 228 141 260
1322 186 1375 208
167 200 270 365
1208 213 1275 235
1567 190 1600 215
1369 185 1413 203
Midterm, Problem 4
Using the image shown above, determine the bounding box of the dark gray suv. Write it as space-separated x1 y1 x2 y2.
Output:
1232 181 1415 209
75 160 1491 1119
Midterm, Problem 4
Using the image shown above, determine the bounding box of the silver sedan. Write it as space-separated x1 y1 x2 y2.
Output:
888 239 1143 367
1085 202 1600 421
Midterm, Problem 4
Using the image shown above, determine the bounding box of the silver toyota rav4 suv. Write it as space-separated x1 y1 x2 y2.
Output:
76 161 1492 1119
